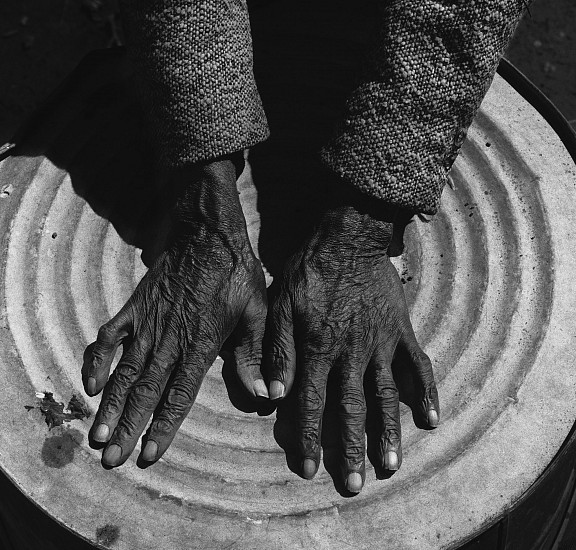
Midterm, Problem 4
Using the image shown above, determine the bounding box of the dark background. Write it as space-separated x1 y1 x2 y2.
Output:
0 0 575 147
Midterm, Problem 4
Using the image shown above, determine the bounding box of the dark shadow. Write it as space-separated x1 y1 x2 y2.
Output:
11 47 171 268
272 386 302 478
0 463 97 550
249 0 378 276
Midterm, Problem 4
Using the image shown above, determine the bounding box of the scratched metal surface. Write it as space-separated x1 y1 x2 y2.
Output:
1 51 576 550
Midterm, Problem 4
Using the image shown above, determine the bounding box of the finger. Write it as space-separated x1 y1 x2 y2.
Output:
264 293 296 400
370 352 402 472
90 333 150 445
102 335 179 468
140 348 216 463
233 292 268 398
336 355 368 493
83 306 132 396
297 356 331 480
399 332 440 428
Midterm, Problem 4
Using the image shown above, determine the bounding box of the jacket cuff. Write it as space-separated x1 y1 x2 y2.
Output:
121 0 270 167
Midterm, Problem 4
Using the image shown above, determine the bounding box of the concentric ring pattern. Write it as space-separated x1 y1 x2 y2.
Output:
1 75 576 549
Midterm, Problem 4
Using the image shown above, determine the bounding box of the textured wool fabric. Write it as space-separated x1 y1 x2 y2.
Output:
321 0 531 214
120 0 269 167
120 0 530 214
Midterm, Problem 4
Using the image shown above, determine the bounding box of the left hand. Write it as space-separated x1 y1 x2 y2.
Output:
82 156 268 467
264 191 439 493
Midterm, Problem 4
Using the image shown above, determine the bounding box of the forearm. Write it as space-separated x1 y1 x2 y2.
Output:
321 0 531 215
119 0 269 168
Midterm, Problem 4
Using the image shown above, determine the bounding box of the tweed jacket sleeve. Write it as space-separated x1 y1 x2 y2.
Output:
321 0 531 215
120 0 529 215
119 0 270 167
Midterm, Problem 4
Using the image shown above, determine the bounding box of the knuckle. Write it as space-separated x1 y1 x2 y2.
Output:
151 416 178 438
169 387 194 408
99 390 125 421
113 360 142 386
235 336 263 364
343 459 365 475
301 329 334 356
341 401 366 419
375 385 399 407
112 420 136 443
383 427 401 446
381 430 402 464
235 354 262 373
269 340 293 370
412 349 432 370
298 384 325 416
382 404 401 429
300 429 320 457
129 382 162 411
164 382 197 416
342 439 365 460
422 383 440 408
88 351 105 375
97 322 119 345
340 390 366 418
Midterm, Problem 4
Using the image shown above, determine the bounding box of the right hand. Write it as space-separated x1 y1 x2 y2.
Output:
82 155 269 468
264 192 439 493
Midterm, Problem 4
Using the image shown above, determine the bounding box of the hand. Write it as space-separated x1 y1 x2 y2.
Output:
82 155 268 467
264 189 439 493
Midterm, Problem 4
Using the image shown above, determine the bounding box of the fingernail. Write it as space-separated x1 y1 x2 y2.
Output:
428 409 439 427
253 379 269 398
103 444 122 466
93 424 110 442
269 380 285 400
302 458 317 479
346 472 363 493
142 440 158 462
385 451 399 471
87 377 96 395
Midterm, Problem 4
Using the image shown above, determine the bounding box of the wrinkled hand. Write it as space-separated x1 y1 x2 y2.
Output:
82 156 268 467
265 191 439 493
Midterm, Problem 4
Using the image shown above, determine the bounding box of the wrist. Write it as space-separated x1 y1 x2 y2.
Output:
314 182 397 255
170 154 249 247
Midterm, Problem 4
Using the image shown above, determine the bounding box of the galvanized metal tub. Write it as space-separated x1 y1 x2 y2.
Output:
1 29 576 550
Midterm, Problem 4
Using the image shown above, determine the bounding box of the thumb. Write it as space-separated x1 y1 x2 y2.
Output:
263 293 296 401
233 292 269 398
